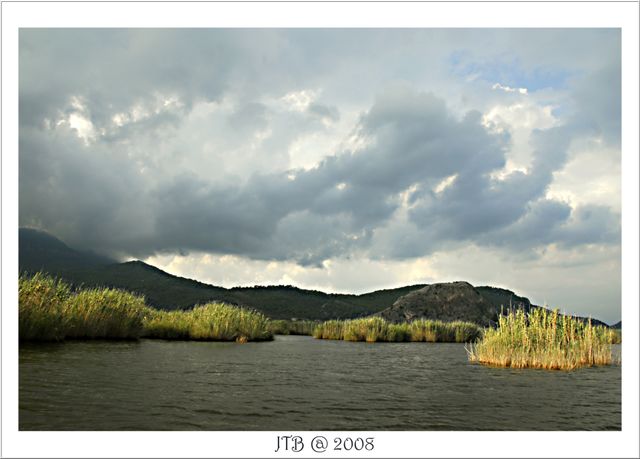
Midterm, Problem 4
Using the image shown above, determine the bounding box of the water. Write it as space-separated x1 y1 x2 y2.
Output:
20 336 621 430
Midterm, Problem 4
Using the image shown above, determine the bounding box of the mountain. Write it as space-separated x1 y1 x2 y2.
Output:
379 281 500 326
475 285 534 313
611 321 621 329
380 280 611 328
19 227 116 274
18 228 613 326
18 228 425 320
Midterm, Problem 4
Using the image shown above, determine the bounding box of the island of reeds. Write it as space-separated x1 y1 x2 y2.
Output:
19 273 273 343
466 308 619 370
312 316 482 343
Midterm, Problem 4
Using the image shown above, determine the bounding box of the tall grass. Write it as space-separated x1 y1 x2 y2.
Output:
608 329 622 344
313 317 481 343
408 319 481 343
467 308 616 370
268 319 319 336
19 273 272 343
63 288 148 339
19 273 148 341
142 303 273 342
19 273 72 341
312 320 345 340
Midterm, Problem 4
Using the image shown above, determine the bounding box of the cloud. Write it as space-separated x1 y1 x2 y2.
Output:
20 79 619 270
19 29 620 321
492 83 528 94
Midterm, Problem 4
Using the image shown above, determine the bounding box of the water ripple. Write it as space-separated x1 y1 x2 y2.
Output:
19 339 621 430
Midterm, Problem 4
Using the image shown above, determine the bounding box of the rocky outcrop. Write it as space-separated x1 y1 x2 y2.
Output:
378 281 501 326
378 281 614 328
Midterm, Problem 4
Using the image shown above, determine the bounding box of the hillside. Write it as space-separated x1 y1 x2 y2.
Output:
19 228 614 326
380 281 611 328
379 281 499 326
19 228 116 274
18 228 424 320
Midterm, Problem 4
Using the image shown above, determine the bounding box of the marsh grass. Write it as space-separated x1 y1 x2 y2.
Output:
142 303 273 342
408 319 481 343
312 320 345 340
63 288 148 339
20 273 272 342
467 308 616 370
313 317 481 343
608 329 622 344
268 319 319 336
19 273 72 341
19 273 146 341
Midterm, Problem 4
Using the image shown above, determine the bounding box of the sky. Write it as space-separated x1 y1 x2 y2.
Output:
19 29 621 323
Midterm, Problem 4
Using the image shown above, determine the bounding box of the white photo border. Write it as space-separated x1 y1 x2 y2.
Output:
2 2 638 458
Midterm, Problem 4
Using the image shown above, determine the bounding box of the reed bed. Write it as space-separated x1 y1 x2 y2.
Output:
19 273 147 341
141 303 273 342
63 288 148 339
268 319 319 336
312 317 481 343
313 319 345 340
19 273 272 343
467 308 616 370
408 319 482 343
19 273 72 341
607 329 622 344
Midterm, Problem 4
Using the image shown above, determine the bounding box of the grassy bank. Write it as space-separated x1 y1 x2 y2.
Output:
467 308 617 370
19 273 272 342
142 303 273 342
312 317 482 343
268 319 319 336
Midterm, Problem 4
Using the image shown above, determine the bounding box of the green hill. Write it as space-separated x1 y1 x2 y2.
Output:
18 228 425 320
18 228 613 326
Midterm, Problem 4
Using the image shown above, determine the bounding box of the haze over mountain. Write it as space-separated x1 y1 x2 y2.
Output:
19 228 613 327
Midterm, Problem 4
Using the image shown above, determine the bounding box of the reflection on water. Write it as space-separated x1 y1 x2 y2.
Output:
20 336 621 430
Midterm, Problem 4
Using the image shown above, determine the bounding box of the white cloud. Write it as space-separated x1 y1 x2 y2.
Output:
67 113 96 144
492 82 528 94
433 174 458 194
281 89 320 112
484 98 559 173
546 141 621 212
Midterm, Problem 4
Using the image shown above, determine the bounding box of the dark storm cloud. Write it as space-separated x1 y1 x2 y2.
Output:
19 29 621 265
19 28 305 132
405 123 570 242
478 200 621 253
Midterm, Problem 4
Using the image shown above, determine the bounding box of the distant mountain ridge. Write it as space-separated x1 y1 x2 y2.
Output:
18 228 615 326
19 228 426 320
